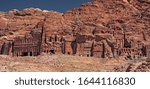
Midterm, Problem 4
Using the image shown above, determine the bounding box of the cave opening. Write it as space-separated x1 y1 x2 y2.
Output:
22 52 28 56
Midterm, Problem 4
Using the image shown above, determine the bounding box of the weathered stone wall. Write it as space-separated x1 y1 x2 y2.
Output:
0 41 12 55
0 0 150 59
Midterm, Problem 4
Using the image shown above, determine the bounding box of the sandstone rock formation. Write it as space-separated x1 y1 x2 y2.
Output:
0 0 150 59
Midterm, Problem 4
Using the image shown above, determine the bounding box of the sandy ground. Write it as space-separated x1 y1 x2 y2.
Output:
0 54 128 72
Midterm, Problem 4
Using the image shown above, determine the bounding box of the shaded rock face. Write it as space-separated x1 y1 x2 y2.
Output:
0 41 12 55
0 0 150 58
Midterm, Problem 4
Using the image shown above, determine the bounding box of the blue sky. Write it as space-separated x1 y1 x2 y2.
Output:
0 0 91 12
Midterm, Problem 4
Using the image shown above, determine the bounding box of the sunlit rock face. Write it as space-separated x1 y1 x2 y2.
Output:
0 0 150 59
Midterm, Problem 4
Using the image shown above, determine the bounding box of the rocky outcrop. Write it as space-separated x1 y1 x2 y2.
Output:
114 60 150 72
0 0 150 58
0 0 149 40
